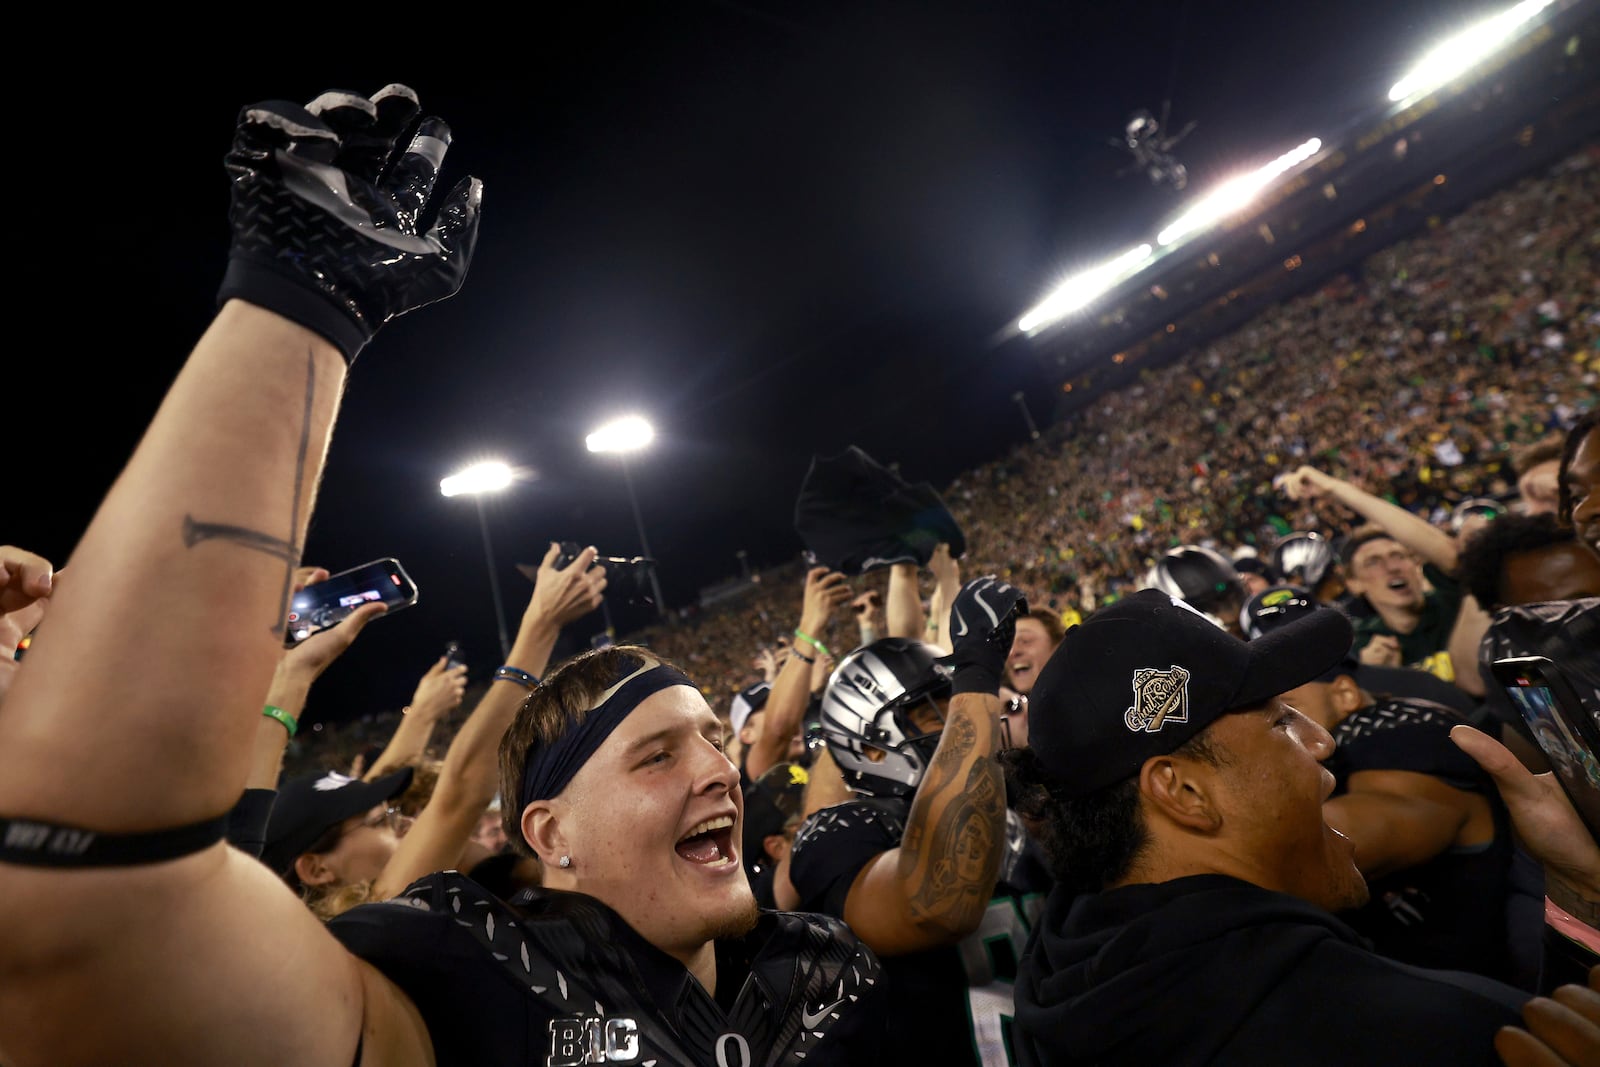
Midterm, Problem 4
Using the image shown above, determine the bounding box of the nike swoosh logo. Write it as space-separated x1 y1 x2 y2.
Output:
801 998 845 1028
972 586 1000 628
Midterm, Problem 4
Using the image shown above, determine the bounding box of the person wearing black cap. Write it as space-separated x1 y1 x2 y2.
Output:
729 678 775 781
1002 589 1599 1066
0 81 883 1067
1240 585 1519 986
262 766 417 901
1230 552 1277 598
742 760 809 909
260 538 608 921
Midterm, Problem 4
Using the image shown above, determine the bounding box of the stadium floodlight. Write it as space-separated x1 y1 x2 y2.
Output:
585 415 655 454
1156 137 1322 248
440 459 518 659
585 415 669 615
1388 0 1555 104
439 459 514 497
1019 244 1153 334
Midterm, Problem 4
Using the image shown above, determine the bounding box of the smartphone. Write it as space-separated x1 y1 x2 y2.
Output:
285 558 419 647
444 641 466 670
1491 654 1600 839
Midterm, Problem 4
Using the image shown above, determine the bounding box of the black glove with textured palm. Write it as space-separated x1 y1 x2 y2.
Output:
941 576 1027 695
216 84 483 363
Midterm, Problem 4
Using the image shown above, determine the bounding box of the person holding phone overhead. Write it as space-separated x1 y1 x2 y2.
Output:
261 541 605 919
0 80 887 1067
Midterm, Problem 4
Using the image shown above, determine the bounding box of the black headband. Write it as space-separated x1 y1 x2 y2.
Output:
516 658 697 811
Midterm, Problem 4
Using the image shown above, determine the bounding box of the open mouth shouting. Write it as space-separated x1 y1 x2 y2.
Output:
675 814 739 870
1379 575 1421 603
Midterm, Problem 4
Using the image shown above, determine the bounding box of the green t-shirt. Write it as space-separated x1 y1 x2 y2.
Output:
1350 564 1464 682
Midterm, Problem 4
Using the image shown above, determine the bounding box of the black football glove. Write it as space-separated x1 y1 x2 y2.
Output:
940 576 1027 695
216 83 483 363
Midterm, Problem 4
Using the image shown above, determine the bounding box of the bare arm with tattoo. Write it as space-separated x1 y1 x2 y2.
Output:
839 576 1025 957
0 82 481 1067
841 691 1009 954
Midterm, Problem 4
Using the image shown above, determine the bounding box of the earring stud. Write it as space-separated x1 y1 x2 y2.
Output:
559 855 571 868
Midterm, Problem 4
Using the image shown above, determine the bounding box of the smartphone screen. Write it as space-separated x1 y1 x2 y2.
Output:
285 558 419 647
1493 655 1600 839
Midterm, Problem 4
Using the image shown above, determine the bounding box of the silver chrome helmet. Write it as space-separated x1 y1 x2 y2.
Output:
818 638 952 798
1145 544 1244 629
1270 531 1338 591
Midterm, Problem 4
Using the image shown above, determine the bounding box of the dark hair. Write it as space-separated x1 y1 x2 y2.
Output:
496 644 694 857
1338 524 1399 568
999 730 1225 896
1456 512 1579 610
1558 411 1599 525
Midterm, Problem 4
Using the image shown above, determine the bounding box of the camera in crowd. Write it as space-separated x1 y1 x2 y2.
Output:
554 541 658 606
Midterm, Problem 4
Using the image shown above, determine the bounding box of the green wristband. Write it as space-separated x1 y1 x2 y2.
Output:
262 703 298 738
793 628 832 659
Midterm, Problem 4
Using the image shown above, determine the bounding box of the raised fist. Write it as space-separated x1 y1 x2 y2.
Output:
942 576 1027 695
217 84 483 363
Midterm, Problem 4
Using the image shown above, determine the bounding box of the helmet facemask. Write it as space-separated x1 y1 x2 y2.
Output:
819 639 952 798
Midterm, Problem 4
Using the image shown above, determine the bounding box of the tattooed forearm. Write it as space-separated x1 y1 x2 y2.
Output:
179 350 321 640
903 715 1007 929
930 715 978 772
181 518 298 560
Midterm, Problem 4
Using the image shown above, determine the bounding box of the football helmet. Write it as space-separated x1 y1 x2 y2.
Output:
818 638 952 797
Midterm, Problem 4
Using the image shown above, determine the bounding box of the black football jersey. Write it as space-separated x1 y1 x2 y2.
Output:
790 797 1051 1067
329 870 887 1066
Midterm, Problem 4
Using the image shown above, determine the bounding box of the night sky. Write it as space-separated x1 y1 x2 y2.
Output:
21 0 1514 722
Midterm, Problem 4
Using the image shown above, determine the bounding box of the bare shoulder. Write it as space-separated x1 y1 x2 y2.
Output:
356 956 437 1067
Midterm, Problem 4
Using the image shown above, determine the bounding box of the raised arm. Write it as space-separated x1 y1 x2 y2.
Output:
0 83 481 1067
924 542 961 654
885 561 925 638
748 566 850 779
844 577 1024 955
361 654 471 781
372 542 604 899
1277 465 1460 573
246 566 393 790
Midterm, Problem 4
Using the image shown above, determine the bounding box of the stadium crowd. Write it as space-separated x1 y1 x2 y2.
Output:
2 81 1596 1067
297 141 1596 766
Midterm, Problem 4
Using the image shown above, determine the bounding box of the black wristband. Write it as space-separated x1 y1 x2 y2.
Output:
225 787 278 859
217 258 368 364
951 663 1001 696
0 808 230 868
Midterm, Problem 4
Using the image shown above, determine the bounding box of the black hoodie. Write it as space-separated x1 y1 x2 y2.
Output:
1014 875 1527 1066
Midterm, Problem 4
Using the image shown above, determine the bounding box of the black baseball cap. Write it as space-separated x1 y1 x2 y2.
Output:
1233 555 1276 580
730 681 772 736
1027 589 1353 797
261 765 414 880
742 762 808 854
